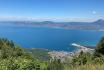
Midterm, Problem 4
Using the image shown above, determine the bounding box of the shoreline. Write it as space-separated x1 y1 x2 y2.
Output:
0 23 104 32
48 43 95 60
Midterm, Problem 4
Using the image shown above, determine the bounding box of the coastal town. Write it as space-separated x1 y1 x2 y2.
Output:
48 43 94 61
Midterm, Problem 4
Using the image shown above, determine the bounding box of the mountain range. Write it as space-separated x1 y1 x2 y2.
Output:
0 19 104 31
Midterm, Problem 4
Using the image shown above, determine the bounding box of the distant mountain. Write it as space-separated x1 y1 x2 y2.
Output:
0 19 104 31
93 19 104 26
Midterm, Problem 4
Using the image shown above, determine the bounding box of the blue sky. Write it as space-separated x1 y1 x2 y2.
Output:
0 0 104 21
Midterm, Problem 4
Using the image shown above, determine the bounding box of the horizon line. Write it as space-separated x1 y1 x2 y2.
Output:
0 17 103 22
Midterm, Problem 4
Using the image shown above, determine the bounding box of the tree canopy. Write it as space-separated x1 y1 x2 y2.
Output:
96 37 104 55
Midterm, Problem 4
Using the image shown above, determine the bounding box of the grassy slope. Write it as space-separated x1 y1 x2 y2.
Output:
64 64 104 70
25 48 50 61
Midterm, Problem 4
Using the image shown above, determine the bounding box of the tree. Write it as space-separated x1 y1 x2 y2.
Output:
95 37 104 55
0 38 42 70
47 59 64 70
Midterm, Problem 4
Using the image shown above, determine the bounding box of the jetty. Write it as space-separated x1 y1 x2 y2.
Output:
71 43 95 52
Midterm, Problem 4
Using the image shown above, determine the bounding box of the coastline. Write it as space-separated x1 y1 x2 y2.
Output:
48 43 95 61
0 22 104 32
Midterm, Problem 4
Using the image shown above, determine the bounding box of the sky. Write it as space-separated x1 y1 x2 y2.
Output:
0 0 104 21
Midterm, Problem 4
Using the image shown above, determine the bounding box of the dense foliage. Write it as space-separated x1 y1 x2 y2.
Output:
1 37 104 70
0 38 46 70
95 37 104 56
47 59 64 70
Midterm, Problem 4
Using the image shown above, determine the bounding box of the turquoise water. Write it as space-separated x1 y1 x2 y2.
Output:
0 26 104 51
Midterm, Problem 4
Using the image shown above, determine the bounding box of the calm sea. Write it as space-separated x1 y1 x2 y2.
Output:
0 26 104 51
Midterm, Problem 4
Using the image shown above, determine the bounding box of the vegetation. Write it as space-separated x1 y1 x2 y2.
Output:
64 64 104 70
95 37 104 56
25 48 50 61
47 59 64 70
0 38 47 70
1 37 104 70
63 36 104 70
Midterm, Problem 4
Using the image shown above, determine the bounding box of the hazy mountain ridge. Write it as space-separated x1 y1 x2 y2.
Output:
0 19 104 31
